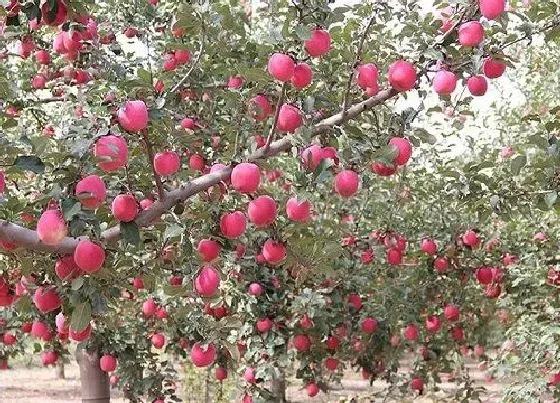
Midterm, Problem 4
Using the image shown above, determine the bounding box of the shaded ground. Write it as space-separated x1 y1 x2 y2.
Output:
0 357 502 403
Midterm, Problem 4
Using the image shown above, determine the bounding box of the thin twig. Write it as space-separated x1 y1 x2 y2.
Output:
340 14 376 118
263 82 288 153
499 14 560 50
141 130 165 201
168 25 206 95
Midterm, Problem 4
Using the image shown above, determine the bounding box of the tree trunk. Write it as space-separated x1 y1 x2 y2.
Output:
56 360 65 379
76 349 110 403
203 367 211 403
271 368 286 403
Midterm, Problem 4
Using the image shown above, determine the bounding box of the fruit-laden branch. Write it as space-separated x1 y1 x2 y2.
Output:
0 88 398 255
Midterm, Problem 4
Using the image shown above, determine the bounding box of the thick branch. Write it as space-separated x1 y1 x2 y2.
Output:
0 89 398 254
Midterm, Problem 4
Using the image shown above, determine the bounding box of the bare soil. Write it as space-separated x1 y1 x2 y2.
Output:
0 357 503 403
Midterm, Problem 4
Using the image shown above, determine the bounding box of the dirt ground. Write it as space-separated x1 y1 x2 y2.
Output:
0 357 502 403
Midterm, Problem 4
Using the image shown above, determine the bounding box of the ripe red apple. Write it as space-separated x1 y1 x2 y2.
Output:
248 282 264 296
467 75 488 96
291 63 313 89
244 367 257 384
386 248 402 266
458 21 484 47
153 150 181 176
175 49 191 64
31 75 46 89
483 57 506 79
111 194 138 222
444 304 461 321
256 317 273 333
73 240 105 273
267 53 295 82
421 238 437 255
304 29 331 57
215 367 228 381
433 256 449 273
162 53 177 71
480 0 505 20
360 317 378 334
433 70 457 95
334 170 359 197
231 162 260 193
451 326 464 342
293 334 311 351
41 0 68 26
197 239 221 262
181 117 196 130
117 100 148 132
277 104 303 133
31 321 49 339
410 378 424 392
69 323 92 342
462 229 480 247
190 342 216 367
306 382 320 397
324 357 338 371
35 49 51 64
361 249 374 264
389 137 413 165
227 75 244 89
94 135 128 171
248 195 277 227
75 175 107 209
37 209 67 245
189 154 205 171
3 332 16 345
300 315 314 328
55 256 81 280
194 266 220 297
41 351 59 366
220 211 247 239
357 63 379 90
475 267 493 284
248 94 273 121
425 315 441 333
388 60 417 92
286 197 312 222
33 285 62 313
151 332 165 349
403 323 418 341
348 294 362 310
301 145 324 171
99 354 117 372
262 239 286 265
371 162 397 176
142 298 157 317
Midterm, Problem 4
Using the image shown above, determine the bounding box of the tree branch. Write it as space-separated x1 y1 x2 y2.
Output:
0 89 398 254
141 130 166 201
264 82 288 153
340 13 376 118
168 30 205 95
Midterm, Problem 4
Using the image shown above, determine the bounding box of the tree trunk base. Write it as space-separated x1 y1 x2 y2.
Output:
76 349 110 403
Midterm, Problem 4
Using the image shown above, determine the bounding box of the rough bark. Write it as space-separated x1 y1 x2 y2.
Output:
271 368 287 403
76 349 110 403
56 360 65 379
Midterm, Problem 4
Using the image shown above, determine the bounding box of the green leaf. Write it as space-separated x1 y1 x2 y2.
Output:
14 156 45 173
164 224 183 239
373 144 398 164
414 128 437 145
510 154 527 175
120 221 140 246
70 301 92 332
62 201 82 221
294 25 312 40
544 191 557 208
71 277 84 291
